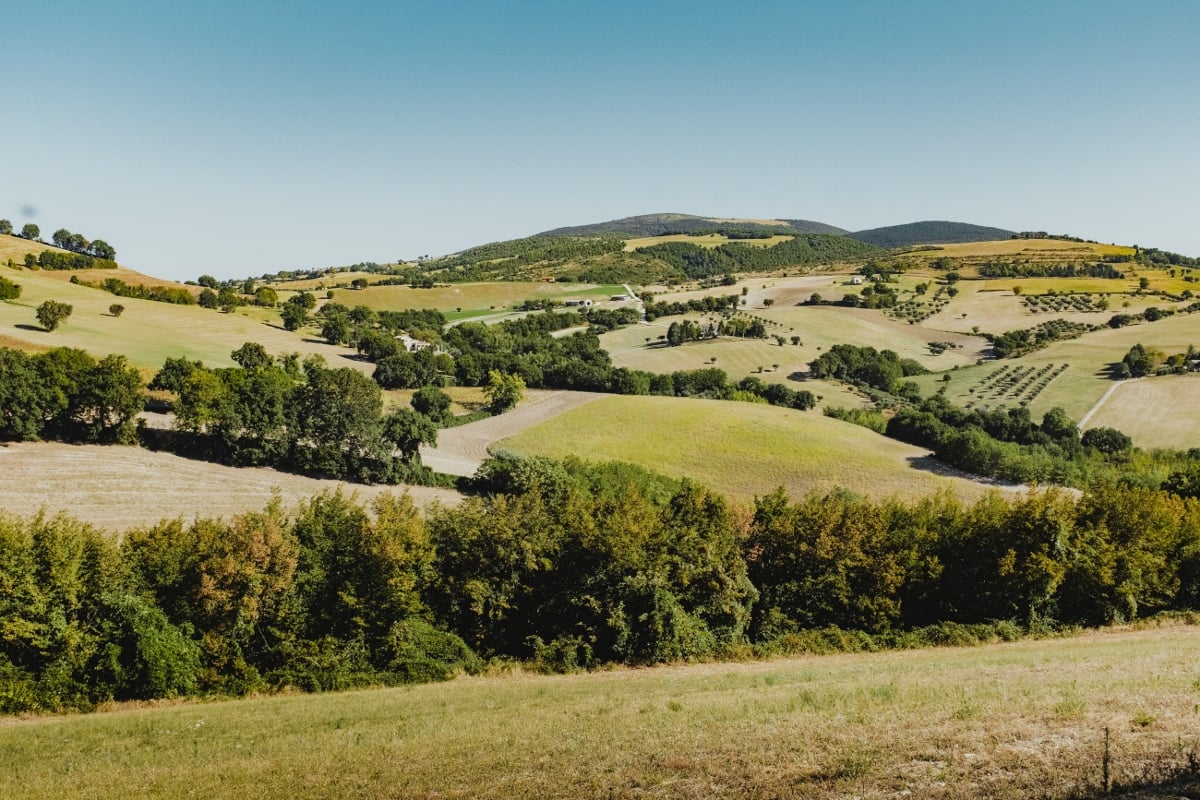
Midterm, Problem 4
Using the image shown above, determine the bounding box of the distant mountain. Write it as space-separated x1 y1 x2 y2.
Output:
539 213 848 238
848 221 1015 249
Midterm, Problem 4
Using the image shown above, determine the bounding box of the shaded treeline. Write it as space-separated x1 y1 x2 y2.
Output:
4 452 1200 712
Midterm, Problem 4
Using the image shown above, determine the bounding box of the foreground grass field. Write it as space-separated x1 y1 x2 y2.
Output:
499 395 1004 501
5 624 1198 799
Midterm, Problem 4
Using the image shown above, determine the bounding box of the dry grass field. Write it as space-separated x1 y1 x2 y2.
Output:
0 265 366 372
0 441 461 532
1082 374 1200 449
326 281 625 318
499 395 1010 502
5 623 1199 800
907 239 1136 260
602 306 986 388
623 233 795 251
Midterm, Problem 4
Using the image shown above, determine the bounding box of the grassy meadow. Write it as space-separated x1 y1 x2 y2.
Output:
498 394 1002 501
0 264 363 373
5 624 1200 800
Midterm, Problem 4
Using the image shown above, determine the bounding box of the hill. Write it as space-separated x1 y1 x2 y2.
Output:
498 394 1008 501
539 212 848 238
850 220 1016 248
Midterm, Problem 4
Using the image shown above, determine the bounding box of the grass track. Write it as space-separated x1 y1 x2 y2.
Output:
4 624 1199 799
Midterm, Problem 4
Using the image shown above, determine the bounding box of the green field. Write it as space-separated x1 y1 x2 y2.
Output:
0 265 360 372
498 394 1001 501
5 624 1198 800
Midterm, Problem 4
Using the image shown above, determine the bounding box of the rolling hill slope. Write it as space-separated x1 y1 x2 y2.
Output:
850 220 1017 248
539 212 848 238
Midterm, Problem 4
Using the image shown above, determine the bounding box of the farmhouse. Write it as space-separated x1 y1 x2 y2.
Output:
611 294 630 301
849 276 864 285
398 334 431 352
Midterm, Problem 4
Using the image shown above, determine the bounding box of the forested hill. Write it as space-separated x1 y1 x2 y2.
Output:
848 221 1016 248
539 213 848 238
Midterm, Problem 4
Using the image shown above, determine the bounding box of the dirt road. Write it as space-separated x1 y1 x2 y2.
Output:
420 390 603 476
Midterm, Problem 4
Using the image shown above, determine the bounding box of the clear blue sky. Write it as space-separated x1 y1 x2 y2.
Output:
7 1 1199 281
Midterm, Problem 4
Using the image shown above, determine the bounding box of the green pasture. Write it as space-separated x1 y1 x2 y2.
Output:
499 394 997 501
5 625 1198 800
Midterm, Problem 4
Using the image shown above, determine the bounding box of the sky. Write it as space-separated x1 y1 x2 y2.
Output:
6 0 1199 281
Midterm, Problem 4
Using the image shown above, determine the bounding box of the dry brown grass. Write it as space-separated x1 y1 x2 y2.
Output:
0 441 461 532
4 624 1199 799
909 239 1135 259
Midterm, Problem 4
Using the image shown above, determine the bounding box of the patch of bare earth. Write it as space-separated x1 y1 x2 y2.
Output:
421 389 604 476
0 442 461 532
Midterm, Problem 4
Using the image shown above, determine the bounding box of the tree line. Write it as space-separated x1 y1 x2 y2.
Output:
147 345 442 484
636 234 879 279
5 453 1200 712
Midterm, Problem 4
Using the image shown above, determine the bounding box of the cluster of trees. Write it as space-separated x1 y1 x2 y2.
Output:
1109 301 1200 330
636 235 879 279
988 319 1097 358
1116 343 1200 378
72 276 195 305
25 250 118 271
7 453 1200 712
882 395 1162 487
977 261 1124 279
1 221 41 240
149 345 441 484
808 344 928 394
0 347 143 444
50 228 117 260
643 293 738 321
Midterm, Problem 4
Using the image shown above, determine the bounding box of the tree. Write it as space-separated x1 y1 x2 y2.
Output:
20 223 39 240
411 385 452 423
484 370 524 412
197 275 219 289
89 240 116 260
0 219 11 235
108 304 125 317
381 407 438 457
1081 426 1132 455
36 300 73 331
253 287 278 307
0 277 21 301
231 342 272 370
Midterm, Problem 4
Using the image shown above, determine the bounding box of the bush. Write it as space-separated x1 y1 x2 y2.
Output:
385 619 483 682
